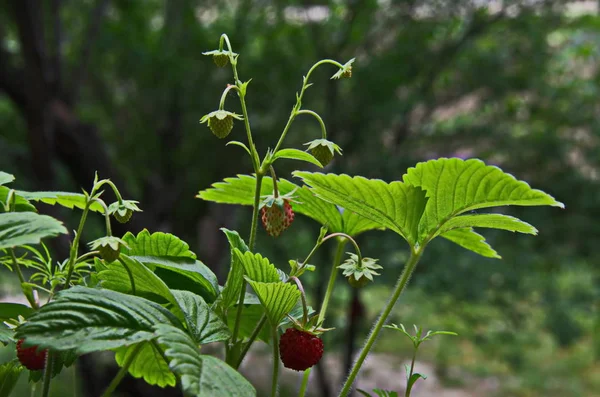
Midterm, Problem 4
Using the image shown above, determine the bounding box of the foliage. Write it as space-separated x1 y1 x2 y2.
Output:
0 1 591 394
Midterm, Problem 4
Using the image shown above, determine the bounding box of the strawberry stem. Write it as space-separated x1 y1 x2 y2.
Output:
289 277 308 326
298 238 346 397
338 246 424 397
271 326 280 397
297 109 327 139
270 166 279 198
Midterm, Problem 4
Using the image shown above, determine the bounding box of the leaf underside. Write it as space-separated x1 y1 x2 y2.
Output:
0 212 68 250
115 341 176 387
245 280 300 327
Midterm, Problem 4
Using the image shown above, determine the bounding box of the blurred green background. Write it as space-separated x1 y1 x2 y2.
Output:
1 0 599 396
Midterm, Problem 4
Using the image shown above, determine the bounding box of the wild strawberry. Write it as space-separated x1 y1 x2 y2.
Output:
260 199 294 237
16 339 47 371
202 49 238 68
279 328 324 371
338 253 382 289
89 236 129 263
304 139 342 167
200 110 243 139
108 200 141 224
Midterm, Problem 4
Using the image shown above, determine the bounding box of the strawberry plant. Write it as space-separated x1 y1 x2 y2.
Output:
0 34 564 397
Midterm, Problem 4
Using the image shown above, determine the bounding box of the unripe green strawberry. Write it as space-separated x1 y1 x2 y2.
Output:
213 53 229 67
89 236 128 263
279 328 324 371
347 274 370 288
209 114 233 138
200 110 243 139
261 199 294 237
108 200 141 224
16 339 47 371
114 209 132 223
304 139 342 167
311 145 334 167
338 253 382 289
99 244 120 262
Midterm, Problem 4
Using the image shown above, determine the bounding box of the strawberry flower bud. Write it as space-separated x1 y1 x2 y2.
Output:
331 58 355 80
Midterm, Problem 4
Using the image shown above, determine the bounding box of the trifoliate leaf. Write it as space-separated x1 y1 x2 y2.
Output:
293 172 428 246
402 158 564 242
15 287 183 354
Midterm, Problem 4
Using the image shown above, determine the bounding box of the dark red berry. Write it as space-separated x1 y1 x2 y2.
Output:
16 339 47 371
261 200 294 237
279 328 323 371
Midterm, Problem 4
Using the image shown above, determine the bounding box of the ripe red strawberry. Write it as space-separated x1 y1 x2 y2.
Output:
279 328 324 371
260 199 294 237
16 339 47 371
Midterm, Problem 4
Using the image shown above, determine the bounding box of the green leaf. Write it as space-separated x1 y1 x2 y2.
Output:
402 158 564 241
0 303 34 322
0 326 13 346
16 191 105 213
0 212 68 250
441 228 500 259
0 361 23 397
99 255 177 306
115 342 176 388
234 249 279 283
15 287 182 354
245 280 300 327
130 255 219 303
406 373 426 395
226 304 270 343
293 172 428 246
198 176 381 236
0 187 37 212
272 148 323 168
0 172 15 186
171 290 230 344
436 214 537 237
121 229 196 258
220 229 250 311
155 324 256 397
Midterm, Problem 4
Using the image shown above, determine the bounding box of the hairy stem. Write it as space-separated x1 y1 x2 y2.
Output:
41 353 53 397
297 109 327 139
235 314 267 369
298 239 346 397
271 326 280 397
64 202 91 287
406 348 418 397
338 248 423 397
100 343 144 397
272 59 343 155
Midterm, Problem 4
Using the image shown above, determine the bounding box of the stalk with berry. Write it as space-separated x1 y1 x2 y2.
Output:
1 32 563 397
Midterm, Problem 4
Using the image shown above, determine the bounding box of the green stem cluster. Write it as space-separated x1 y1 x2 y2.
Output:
338 248 424 397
